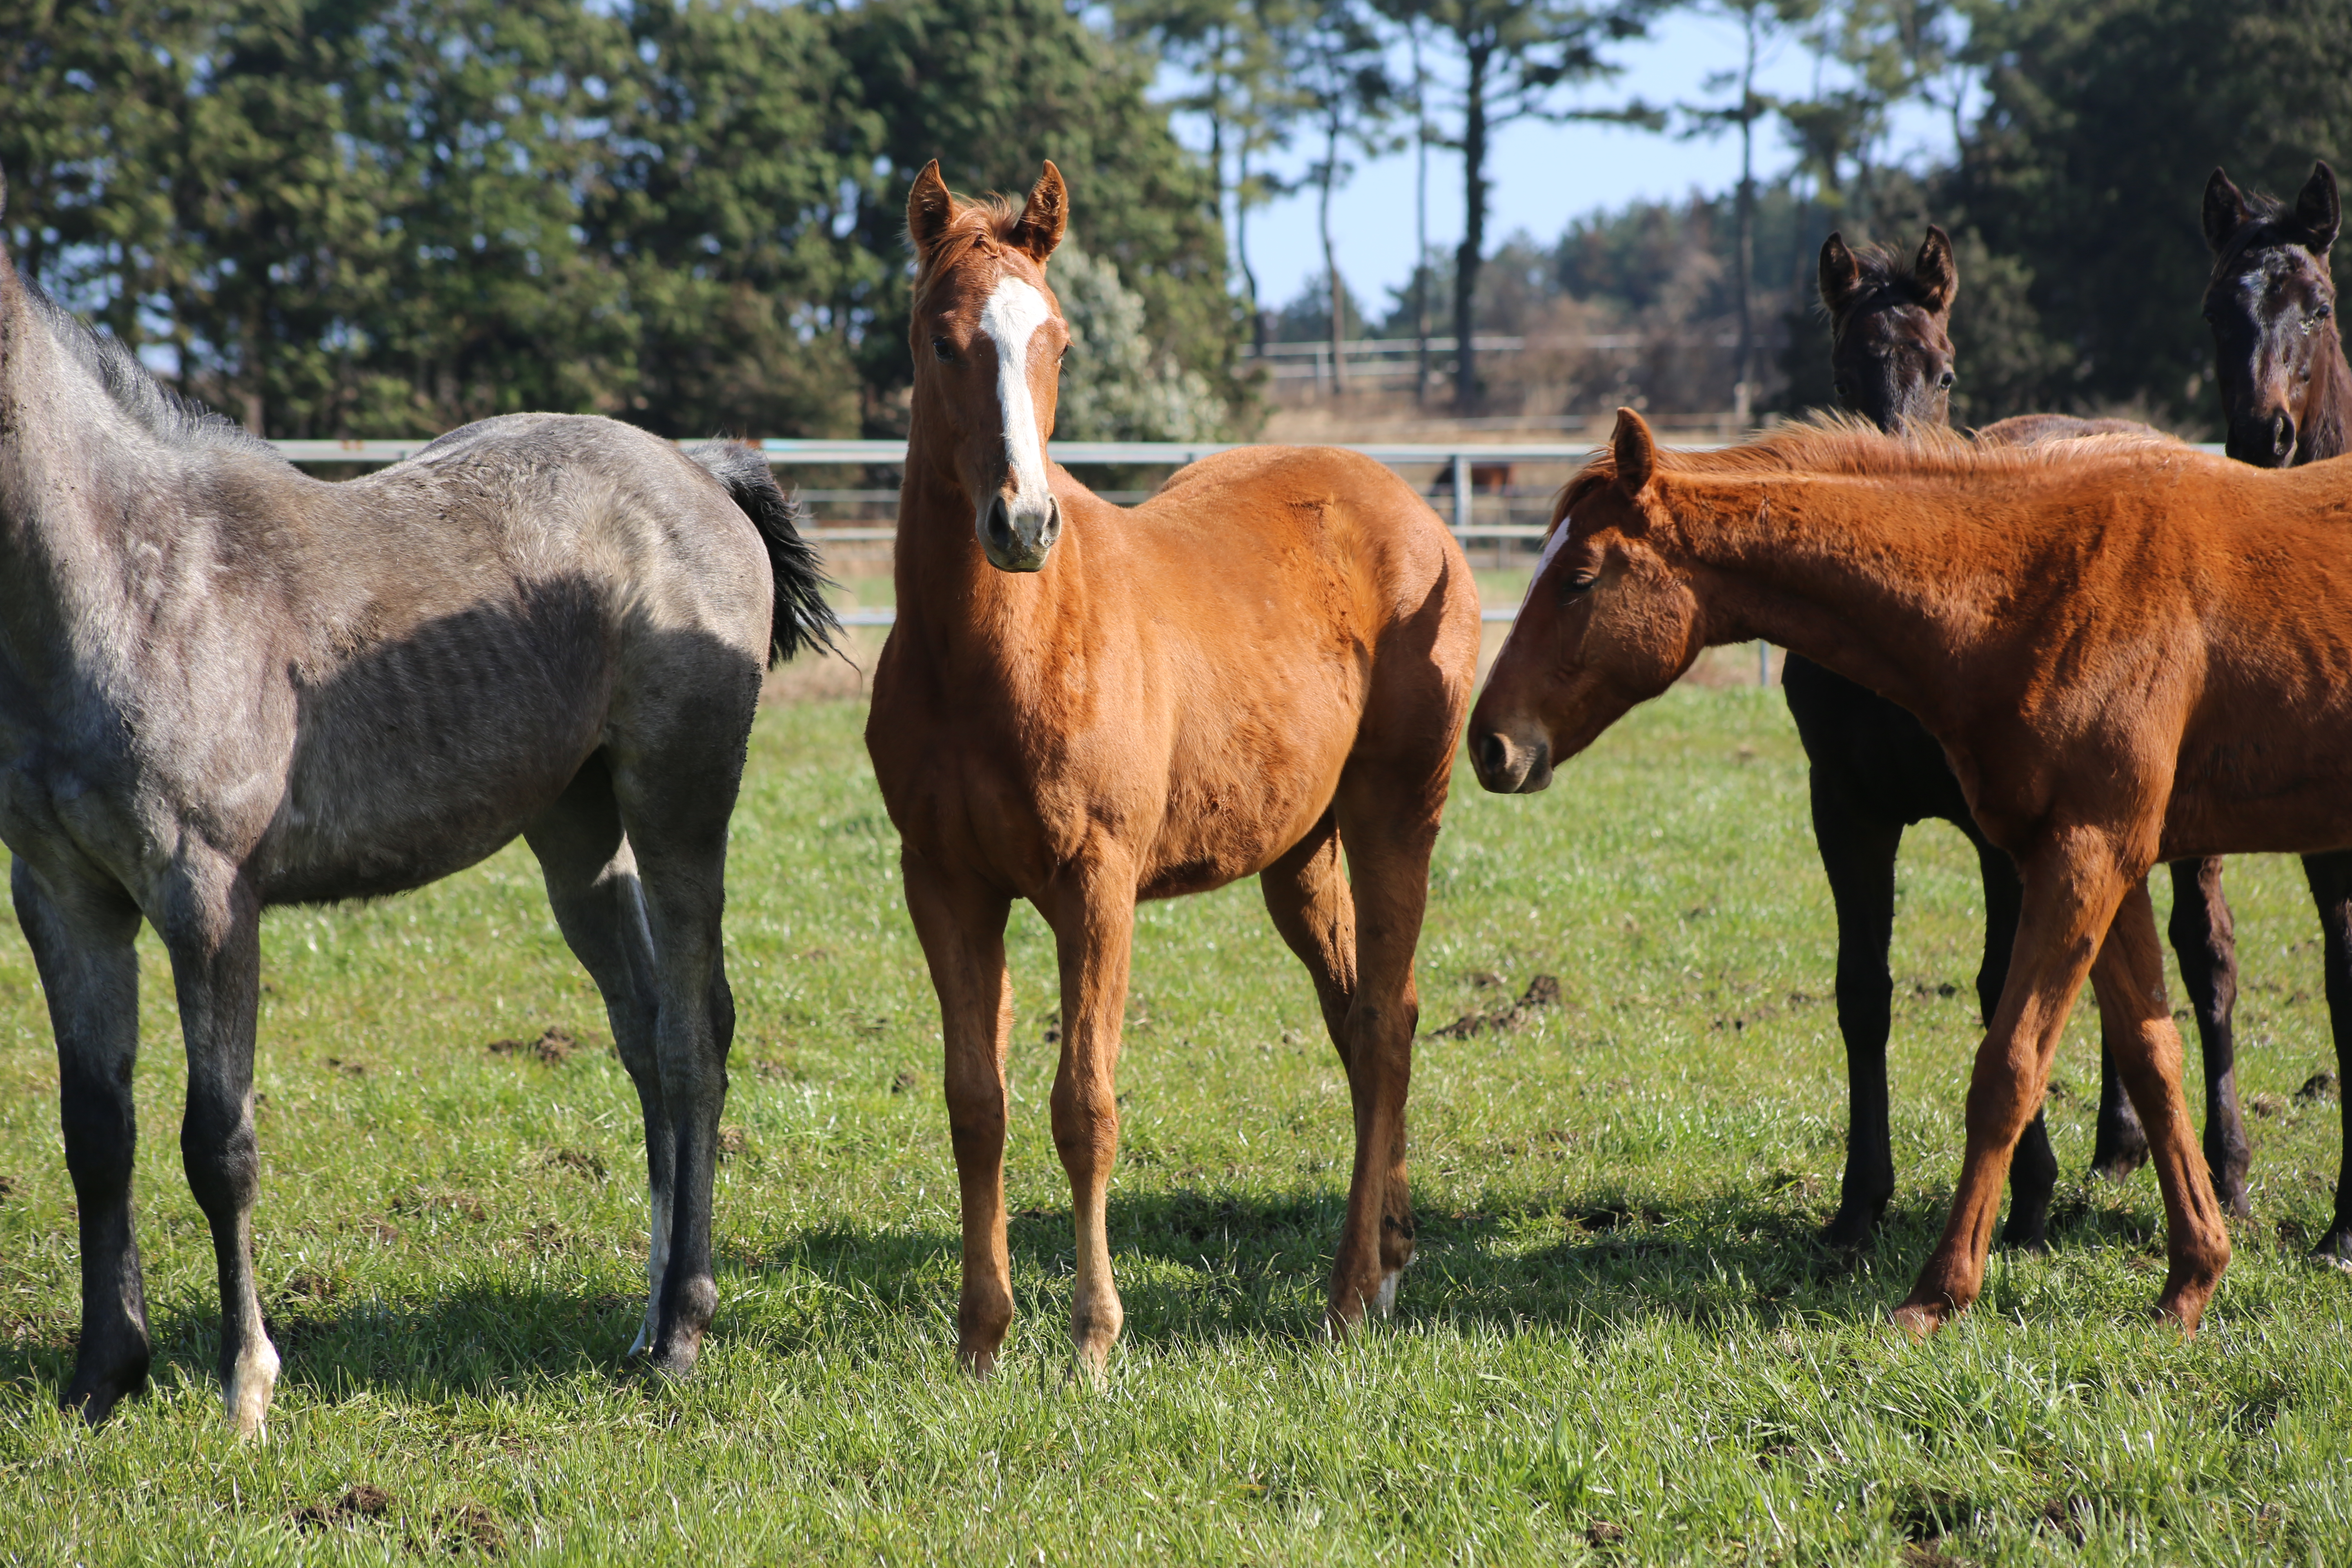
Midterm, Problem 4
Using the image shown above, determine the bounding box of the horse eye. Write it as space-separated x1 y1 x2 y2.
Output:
1561 571 1597 597
1938 370 1956 390
2319 303 2336 321
931 336 954 362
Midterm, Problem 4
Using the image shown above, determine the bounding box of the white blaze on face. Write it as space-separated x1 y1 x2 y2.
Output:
1494 514 1577 663
979 275 1054 506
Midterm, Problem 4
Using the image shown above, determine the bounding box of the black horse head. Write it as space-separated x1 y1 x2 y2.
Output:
2203 161 2346 468
1819 225 1959 434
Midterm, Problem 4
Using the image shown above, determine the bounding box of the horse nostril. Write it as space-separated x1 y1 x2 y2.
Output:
1042 497 1062 547
1477 733 1510 780
984 497 1014 555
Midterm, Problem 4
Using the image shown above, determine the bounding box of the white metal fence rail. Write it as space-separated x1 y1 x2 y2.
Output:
271 435 2231 668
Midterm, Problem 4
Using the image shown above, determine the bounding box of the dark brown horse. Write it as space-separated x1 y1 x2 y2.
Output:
1466 410 2352 1334
2204 158 2352 1263
1797 229 2227 1248
865 163 1480 1375
1818 226 1958 434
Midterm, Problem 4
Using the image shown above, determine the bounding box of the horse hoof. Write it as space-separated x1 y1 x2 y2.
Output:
1997 1221 2051 1255
2308 1232 2352 1272
1889 1302 1947 1340
2087 1151 2148 1184
1817 1213 1878 1252
61 1363 150 1428
223 1338 281 1439
1372 1269 1402 1319
633 1332 704 1381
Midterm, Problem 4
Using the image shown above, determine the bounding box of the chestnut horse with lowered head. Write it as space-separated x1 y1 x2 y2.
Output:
866 162 1480 1374
1804 225 2249 1248
1459 409 2352 1333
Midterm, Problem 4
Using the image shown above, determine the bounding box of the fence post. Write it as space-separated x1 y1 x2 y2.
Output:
1453 453 1471 535
1759 642 1771 687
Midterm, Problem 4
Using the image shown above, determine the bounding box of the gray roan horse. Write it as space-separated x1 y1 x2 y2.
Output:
0 187 836 1434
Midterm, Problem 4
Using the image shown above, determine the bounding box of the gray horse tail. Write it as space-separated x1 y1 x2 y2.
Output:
686 441 840 665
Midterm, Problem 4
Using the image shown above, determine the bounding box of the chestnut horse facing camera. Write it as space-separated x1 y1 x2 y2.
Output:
1459 408 2352 1334
866 162 1480 1374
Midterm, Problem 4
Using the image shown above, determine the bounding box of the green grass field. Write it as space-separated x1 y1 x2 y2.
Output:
2 690 2348 1564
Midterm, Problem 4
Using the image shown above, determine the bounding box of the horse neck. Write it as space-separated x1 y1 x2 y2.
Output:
2300 329 2352 463
1660 471 1989 726
0 268 125 659
893 400 1082 676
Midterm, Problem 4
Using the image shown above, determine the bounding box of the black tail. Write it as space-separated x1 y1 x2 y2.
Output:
686 441 841 666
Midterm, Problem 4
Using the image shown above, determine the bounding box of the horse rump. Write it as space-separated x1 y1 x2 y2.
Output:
686 439 840 665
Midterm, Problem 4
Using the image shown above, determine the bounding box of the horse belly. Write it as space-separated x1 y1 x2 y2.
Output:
1138 697 1358 900
256 643 610 903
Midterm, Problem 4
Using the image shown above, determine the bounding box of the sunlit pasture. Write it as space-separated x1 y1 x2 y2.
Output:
0 692 2346 1564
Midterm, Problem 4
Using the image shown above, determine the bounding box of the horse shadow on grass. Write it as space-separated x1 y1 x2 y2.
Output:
740 1181 2088 1353
0 1178 2179 1412
0 1277 659 1414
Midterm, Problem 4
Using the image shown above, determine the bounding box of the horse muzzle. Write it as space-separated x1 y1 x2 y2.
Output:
1470 729 1553 794
2225 410 2296 468
979 492 1062 572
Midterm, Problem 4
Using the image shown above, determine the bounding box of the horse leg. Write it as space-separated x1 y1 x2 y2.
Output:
156 868 278 1434
1974 834 2059 1251
2089 880 2234 1329
524 758 668 1356
14 862 148 1423
1041 853 1136 1377
1893 837 2132 1336
1323 775 1441 1332
2090 1031 2152 1180
901 850 1016 1372
608 758 740 1379
2299 851 2352 1265
1812 798 1901 1247
2168 857 2248 1216
1265 814 1423 1312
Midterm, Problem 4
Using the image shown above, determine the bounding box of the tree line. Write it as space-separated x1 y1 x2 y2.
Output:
1127 0 2352 432
3 0 2350 439
0 0 1231 440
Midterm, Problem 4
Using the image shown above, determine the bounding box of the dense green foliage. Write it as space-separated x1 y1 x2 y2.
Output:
1938 0 2352 427
0 0 1243 438
1 691 2348 1561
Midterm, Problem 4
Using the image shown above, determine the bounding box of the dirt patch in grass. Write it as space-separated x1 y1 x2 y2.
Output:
1432 974 1561 1038
430 1502 507 1555
487 1027 578 1066
294 1484 395 1530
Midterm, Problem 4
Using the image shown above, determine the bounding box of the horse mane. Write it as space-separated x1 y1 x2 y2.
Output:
18 276 277 459
911 192 1030 304
1824 240 1943 328
1551 413 2190 529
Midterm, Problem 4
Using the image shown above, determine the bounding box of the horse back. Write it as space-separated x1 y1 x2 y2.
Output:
242 416 771 900
1133 445 1476 679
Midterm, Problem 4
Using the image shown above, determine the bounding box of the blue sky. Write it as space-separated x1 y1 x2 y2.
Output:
1171 8 1964 319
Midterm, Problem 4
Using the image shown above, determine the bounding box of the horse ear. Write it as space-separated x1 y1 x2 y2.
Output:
907 160 954 260
2204 168 2253 252
1611 407 1656 495
1012 161 1067 263
1913 225 1957 314
1818 233 1863 316
2297 161 2341 253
